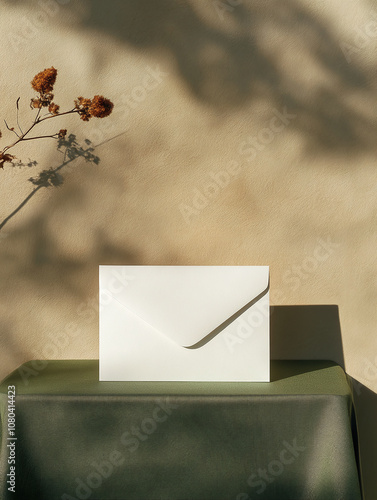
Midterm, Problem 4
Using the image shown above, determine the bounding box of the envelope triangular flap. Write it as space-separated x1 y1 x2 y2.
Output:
100 266 269 348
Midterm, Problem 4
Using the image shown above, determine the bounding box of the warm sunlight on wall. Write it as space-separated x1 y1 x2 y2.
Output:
1 0 376 384
0 3 377 492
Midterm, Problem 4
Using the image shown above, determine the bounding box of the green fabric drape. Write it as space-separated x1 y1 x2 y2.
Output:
0 360 361 500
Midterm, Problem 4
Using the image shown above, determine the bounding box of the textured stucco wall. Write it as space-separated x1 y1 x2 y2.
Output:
0 0 376 497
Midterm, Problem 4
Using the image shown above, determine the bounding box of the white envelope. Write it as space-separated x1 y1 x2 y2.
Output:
99 266 270 382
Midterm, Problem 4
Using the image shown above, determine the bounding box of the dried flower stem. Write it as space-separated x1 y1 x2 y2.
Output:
21 134 61 142
16 97 23 135
1 108 77 155
0 66 113 171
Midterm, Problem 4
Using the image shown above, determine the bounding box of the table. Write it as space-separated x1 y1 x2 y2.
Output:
0 360 362 500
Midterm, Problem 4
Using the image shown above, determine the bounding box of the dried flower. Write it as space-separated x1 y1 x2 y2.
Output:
74 96 92 121
89 95 114 118
0 152 15 169
41 93 54 107
48 103 60 115
1 68 113 178
30 98 42 109
31 67 57 94
74 95 113 121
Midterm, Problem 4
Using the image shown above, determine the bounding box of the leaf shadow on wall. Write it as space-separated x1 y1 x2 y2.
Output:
0 128 142 371
0 134 100 232
80 0 377 157
1 0 376 311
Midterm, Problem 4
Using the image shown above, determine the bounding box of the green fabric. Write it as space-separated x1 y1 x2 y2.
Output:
0 360 361 500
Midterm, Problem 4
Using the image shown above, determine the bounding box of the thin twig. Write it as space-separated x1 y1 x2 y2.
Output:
2 108 78 155
34 107 41 123
16 97 23 135
4 119 19 139
37 108 77 123
21 134 59 142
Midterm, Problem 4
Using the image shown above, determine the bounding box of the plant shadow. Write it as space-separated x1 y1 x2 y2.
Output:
0 135 100 231
79 0 377 158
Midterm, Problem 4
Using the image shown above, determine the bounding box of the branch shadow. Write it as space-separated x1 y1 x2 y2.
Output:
77 0 377 157
0 135 100 232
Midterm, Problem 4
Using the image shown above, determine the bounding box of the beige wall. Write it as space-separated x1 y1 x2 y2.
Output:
0 0 376 497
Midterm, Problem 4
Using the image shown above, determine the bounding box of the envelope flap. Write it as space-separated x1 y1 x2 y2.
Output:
100 266 269 348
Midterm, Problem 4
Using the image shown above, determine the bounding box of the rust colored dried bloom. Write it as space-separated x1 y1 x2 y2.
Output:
40 93 54 107
74 96 92 121
31 67 57 94
75 96 92 108
48 103 60 115
89 95 113 118
0 152 15 169
58 129 67 138
31 98 42 109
